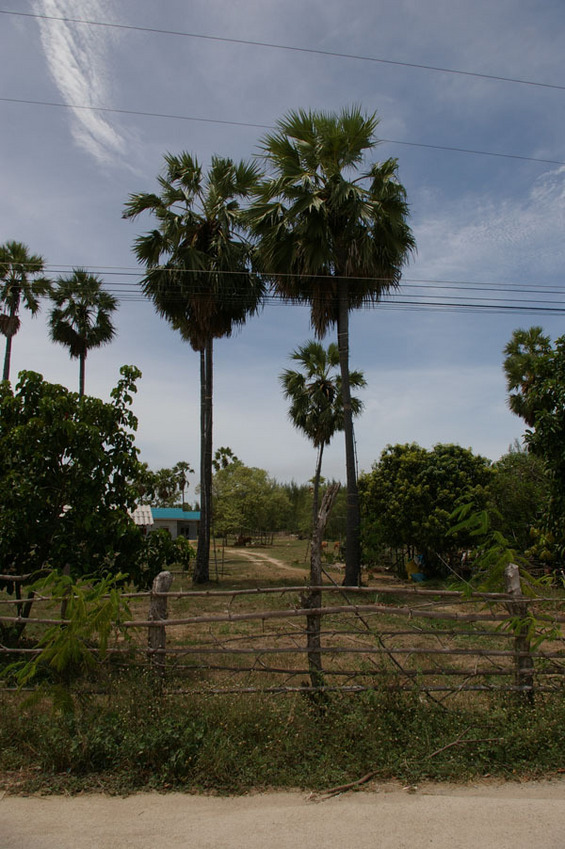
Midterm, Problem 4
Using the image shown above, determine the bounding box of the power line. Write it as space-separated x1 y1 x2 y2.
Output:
2 8 565 92
1 97 563 168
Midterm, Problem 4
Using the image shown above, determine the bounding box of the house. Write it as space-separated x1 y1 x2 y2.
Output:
131 506 200 540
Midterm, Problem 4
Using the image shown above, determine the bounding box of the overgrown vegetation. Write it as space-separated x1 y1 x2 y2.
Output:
2 682 565 794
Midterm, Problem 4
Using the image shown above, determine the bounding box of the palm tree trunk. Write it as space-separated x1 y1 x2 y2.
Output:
194 339 212 583
2 304 17 382
79 352 86 397
311 443 324 539
337 282 361 586
2 333 11 382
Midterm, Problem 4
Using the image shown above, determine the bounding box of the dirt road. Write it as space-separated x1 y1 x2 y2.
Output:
2 781 564 849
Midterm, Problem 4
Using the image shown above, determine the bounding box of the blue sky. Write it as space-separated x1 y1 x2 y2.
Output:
1 0 564 493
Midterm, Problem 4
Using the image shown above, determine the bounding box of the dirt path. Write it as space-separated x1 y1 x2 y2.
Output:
2 781 565 849
227 547 308 577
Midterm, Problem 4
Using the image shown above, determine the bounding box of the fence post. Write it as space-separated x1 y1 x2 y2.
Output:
504 562 534 702
147 570 173 681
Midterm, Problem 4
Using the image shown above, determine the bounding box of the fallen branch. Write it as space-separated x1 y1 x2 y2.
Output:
309 770 377 801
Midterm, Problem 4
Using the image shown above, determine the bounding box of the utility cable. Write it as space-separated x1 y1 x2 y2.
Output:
2 8 564 92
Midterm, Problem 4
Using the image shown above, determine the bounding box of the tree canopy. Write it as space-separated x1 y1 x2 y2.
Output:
0 240 52 382
49 269 118 396
0 367 143 588
503 328 565 558
360 443 492 573
212 461 292 542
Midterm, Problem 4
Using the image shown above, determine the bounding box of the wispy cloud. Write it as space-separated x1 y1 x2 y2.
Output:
33 0 126 163
414 166 565 282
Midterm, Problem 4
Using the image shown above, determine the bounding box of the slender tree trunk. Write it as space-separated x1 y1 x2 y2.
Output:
2 333 11 382
337 283 361 586
194 339 212 583
311 443 324 534
79 352 86 397
2 305 17 382
306 481 341 689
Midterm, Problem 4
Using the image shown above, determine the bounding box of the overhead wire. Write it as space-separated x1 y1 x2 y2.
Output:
2 8 565 92
1 96 563 168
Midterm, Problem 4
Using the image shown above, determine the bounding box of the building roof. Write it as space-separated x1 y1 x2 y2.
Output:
131 505 153 526
151 508 200 521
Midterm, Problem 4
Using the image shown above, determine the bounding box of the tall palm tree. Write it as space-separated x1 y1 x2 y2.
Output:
249 107 415 584
49 269 118 396
281 340 365 529
503 326 552 426
124 152 264 583
0 241 52 382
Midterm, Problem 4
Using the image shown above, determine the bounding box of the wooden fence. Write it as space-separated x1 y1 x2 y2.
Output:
1 564 565 700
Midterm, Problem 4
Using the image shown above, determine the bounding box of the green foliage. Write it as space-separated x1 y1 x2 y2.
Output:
3 685 565 792
212 461 292 540
488 446 550 552
48 269 118 396
448 504 523 591
2 572 131 713
0 367 144 597
360 443 493 573
503 329 565 559
0 240 52 382
137 460 194 507
139 529 194 588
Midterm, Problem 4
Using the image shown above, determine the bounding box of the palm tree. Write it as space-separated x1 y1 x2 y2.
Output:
281 340 365 529
503 327 552 426
249 107 415 584
124 152 264 583
0 241 51 382
49 269 118 396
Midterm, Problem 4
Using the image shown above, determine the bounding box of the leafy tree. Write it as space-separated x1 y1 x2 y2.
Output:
139 529 193 588
48 269 118 396
0 366 144 638
503 329 565 558
0 240 52 382
137 460 194 507
360 443 492 574
212 461 291 543
124 152 265 583
280 340 365 528
249 107 415 584
488 444 549 553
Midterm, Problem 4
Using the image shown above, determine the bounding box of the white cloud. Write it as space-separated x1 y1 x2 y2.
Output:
414 166 565 282
33 0 127 163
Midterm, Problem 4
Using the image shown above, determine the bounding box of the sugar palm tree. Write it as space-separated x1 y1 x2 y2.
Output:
124 152 264 583
0 240 51 382
249 107 415 584
281 340 365 528
49 269 118 396
503 327 552 427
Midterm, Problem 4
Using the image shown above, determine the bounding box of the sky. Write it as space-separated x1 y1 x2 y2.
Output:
1 0 564 495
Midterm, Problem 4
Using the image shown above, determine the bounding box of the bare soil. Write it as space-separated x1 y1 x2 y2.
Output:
2 780 565 849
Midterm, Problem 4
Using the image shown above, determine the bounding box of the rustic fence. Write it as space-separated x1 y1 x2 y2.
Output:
1 564 565 700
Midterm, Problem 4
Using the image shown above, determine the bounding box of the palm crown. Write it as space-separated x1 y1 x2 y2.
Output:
49 269 117 396
0 240 51 382
124 152 264 351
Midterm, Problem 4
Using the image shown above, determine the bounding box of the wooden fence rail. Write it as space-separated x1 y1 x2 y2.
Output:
1 564 564 699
